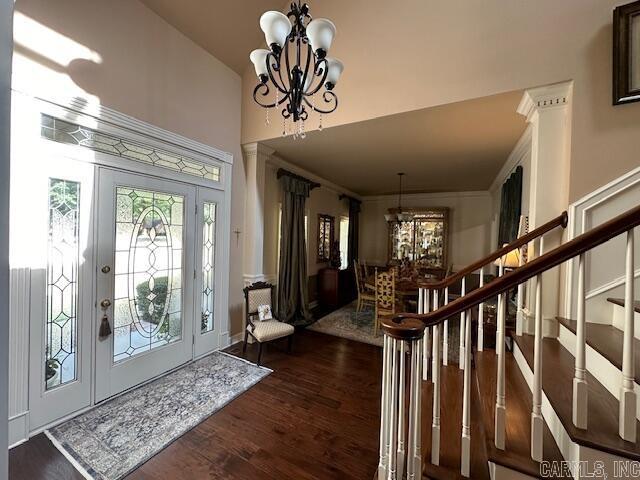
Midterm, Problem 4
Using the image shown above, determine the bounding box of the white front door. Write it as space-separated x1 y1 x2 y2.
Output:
95 168 196 402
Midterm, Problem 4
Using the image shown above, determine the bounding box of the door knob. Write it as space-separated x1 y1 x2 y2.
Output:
101 265 111 273
100 299 112 309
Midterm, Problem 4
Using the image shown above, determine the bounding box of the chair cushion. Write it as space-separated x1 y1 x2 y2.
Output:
248 319 294 342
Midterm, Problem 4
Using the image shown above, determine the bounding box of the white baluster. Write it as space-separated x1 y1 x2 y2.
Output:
573 253 588 429
423 289 431 381
516 246 525 336
478 267 485 351
378 334 391 479
432 290 441 466
459 277 466 369
406 337 417 480
461 307 472 476
408 337 424 478
397 341 406 480
443 286 449 366
388 338 399 480
620 229 636 442
495 259 506 450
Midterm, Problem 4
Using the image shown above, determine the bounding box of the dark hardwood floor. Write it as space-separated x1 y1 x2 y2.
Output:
9 330 383 480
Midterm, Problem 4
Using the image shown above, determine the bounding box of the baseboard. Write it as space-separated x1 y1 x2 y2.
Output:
9 411 29 448
489 461 538 480
229 332 244 346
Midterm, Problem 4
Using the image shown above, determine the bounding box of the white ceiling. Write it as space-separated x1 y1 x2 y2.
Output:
263 90 527 196
139 0 285 74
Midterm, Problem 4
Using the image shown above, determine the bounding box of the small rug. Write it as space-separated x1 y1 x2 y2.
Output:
308 301 384 347
46 352 270 480
308 301 461 361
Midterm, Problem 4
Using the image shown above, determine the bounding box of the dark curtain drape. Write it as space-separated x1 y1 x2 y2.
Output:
498 166 523 247
277 172 312 325
346 197 361 267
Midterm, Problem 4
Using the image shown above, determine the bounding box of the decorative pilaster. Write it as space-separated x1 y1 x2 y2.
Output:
241 143 275 287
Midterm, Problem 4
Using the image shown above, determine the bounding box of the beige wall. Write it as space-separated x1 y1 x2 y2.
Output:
359 192 493 270
242 0 640 203
13 0 246 333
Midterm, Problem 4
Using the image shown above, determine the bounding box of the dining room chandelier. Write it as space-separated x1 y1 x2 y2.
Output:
385 173 414 223
250 1 343 139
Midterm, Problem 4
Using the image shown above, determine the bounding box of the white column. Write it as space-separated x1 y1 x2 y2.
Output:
396 341 406 480
620 229 636 442
478 267 485 351
495 261 506 450
459 277 466 369
241 143 274 287
517 82 572 327
431 290 441 466
378 335 391 479
443 286 449 366
461 307 472 476
0 0 13 476
572 253 588 429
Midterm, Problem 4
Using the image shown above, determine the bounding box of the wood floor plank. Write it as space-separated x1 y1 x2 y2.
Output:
9 330 383 480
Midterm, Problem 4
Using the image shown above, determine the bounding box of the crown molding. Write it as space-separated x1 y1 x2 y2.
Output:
517 80 573 122
362 190 490 203
241 142 276 158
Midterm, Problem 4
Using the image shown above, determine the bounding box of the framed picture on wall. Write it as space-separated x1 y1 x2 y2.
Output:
613 0 640 105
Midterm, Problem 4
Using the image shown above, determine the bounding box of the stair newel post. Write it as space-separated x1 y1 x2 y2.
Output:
431 289 441 466
531 238 544 461
572 252 588 430
461 304 472 476
478 266 485 351
495 258 506 450
378 334 392 479
459 276 467 369
443 286 449 366
620 228 636 442
423 288 431 381
396 340 406 480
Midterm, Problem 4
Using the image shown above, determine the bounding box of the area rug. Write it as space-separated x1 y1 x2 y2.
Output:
46 352 270 480
308 301 461 361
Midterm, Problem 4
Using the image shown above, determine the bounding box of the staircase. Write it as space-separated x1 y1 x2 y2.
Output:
375 205 640 479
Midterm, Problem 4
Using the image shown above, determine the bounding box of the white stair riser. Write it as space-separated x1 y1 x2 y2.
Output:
611 303 640 341
558 323 640 421
513 341 637 480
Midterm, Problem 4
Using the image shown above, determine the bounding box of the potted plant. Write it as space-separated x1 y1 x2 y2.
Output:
45 358 60 387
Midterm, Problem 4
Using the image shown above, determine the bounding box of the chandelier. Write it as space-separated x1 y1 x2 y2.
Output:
385 173 414 222
250 1 343 138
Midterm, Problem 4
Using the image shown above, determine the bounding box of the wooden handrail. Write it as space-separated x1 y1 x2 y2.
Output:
421 211 567 290
384 205 640 336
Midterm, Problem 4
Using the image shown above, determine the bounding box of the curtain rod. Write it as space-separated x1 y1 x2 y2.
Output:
339 194 361 204
276 168 320 189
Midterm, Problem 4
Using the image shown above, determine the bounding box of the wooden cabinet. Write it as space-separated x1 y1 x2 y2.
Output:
318 267 356 309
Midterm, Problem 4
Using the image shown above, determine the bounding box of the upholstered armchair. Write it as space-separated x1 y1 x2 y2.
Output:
242 282 294 366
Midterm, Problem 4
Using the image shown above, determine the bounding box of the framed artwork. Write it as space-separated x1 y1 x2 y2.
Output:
613 0 640 105
317 214 334 263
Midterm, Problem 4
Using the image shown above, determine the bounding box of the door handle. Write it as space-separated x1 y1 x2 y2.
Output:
100 299 112 309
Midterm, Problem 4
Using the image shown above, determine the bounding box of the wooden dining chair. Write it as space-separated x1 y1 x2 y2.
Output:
374 267 396 337
354 260 375 313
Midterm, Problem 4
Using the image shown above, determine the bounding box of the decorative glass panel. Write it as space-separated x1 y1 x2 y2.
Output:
41 114 221 182
112 187 184 363
389 210 446 268
46 178 80 390
317 214 333 262
201 202 216 333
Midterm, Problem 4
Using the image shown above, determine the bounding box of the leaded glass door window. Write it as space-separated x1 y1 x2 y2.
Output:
193 188 225 358
95 169 195 402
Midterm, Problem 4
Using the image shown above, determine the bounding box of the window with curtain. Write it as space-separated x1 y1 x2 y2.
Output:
339 216 349 269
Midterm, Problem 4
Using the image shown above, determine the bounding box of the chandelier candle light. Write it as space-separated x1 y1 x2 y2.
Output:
250 1 343 139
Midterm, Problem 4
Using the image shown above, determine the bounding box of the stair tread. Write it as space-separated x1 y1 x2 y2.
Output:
474 349 567 478
422 364 491 480
514 334 640 460
607 297 640 314
557 316 640 385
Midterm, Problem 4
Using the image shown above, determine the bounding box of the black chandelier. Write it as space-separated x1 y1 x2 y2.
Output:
250 1 343 138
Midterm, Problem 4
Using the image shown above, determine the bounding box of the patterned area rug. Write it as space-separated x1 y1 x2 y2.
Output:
308 301 461 362
46 352 270 480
